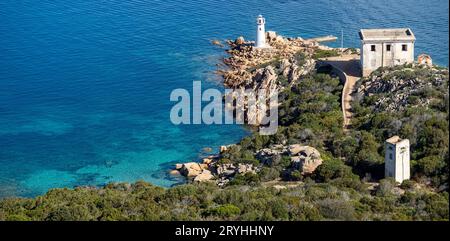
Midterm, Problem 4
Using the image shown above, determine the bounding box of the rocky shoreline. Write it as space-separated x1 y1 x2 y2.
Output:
171 143 323 186
169 31 339 186
171 146 258 187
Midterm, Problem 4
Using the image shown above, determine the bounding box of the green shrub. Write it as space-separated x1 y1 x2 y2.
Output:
314 158 355 182
312 49 340 59
205 204 241 218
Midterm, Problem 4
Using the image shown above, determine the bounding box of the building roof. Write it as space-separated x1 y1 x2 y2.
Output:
386 136 409 145
359 28 416 41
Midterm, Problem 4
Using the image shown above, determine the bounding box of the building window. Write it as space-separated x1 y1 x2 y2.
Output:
402 44 408 51
386 44 391 51
371 45 376 51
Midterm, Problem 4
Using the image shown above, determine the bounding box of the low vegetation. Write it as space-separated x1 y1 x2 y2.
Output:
0 180 447 221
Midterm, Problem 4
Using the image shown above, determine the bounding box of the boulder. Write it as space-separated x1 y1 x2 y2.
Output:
211 39 223 47
235 36 245 45
275 35 284 42
175 163 183 170
290 156 301 163
273 185 287 190
202 158 213 164
220 145 228 153
194 170 214 182
289 145 323 174
180 162 203 177
237 164 255 174
169 170 181 176
216 163 236 176
217 177 230 187
256 149 281 166
289 144 303 155
301 158 323 174
202 147 213 153
279 59 292 77
266 31 277 41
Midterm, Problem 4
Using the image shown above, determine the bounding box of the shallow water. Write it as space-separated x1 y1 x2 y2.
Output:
0 0 448 197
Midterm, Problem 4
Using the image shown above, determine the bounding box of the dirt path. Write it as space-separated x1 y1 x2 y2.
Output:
342 74 359 130
319 55 361 131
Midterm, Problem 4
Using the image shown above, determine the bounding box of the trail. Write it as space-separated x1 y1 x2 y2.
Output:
319 54 361 131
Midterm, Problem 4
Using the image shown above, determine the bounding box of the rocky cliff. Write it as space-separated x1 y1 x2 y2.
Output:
218 32 317 90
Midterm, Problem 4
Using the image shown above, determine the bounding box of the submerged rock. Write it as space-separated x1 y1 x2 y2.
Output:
211 39 223 47
169 170 181 176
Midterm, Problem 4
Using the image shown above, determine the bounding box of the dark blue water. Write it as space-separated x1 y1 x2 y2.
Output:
0 0 448 197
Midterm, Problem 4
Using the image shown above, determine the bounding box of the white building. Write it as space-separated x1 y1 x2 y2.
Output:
255 15 267 48
359 28 416 77
385 136 410 183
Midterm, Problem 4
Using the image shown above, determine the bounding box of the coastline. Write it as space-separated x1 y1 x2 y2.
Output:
170 31 344 185
1 29 448 221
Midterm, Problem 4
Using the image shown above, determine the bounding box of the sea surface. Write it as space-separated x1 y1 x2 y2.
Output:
0 0 448 197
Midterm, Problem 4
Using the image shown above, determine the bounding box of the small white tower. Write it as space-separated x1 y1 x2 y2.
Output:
256 15 267 48
385 136 410 183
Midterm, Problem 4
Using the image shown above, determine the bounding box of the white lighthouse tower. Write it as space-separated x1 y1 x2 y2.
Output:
256 15 267 48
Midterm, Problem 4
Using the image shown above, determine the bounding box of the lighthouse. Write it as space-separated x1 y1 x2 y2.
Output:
256 15 267 48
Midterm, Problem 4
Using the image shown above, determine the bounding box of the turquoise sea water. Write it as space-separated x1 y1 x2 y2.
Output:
0 0 448 197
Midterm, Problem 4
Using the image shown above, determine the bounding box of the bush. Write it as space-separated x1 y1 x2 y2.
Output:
205 204 241 218
376 178 397 197
229 173 260 186
314 158 355 182
400 180 416 190
316 198 356 220
312 49 340 59
416 155 445 176
258 167 281 182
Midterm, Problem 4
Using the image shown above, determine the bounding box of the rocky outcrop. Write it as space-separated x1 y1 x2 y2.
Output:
172 158 217 182
256 144 288 166
256 144 323 175
213 163 256 176
219 31 317 88
173 143 323 185
220 145 235 154
289 145 322 174
172 150 258 185
193 170 214 182
235 36 245 45
219 31 317 91
213 163 257 187
215 31 322 130
256 144 323 176
356 65 449 112
179 162 204 177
